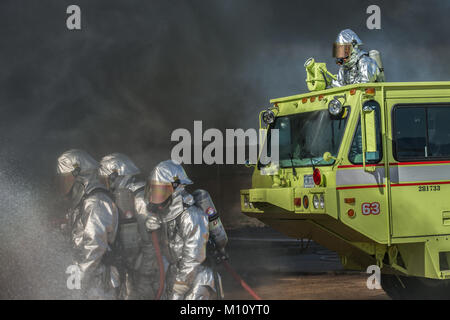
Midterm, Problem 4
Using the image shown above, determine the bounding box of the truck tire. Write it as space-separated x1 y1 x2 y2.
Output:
380 274 405 299
381 274 450 299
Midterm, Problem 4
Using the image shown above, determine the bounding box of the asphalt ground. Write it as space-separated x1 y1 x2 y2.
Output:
218 227 389 300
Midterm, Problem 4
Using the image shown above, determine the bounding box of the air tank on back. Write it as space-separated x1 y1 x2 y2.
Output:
113 188 141 262
192 189 228 257
369 49 385 82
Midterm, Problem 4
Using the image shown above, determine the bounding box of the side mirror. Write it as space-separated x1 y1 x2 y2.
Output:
322 151 336 162
362 105 377 172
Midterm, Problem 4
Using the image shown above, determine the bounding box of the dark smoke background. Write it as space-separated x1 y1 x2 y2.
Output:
0 0 449 298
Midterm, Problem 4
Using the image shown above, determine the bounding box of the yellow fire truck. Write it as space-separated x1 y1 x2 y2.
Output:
240 61 450 298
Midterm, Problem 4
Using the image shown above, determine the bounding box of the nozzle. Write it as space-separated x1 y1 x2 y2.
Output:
304 57 315 70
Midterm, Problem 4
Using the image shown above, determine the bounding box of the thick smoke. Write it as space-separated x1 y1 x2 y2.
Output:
0 0 449 298
1 0 450 173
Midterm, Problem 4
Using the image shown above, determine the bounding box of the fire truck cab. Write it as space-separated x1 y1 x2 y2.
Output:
241 81 450 298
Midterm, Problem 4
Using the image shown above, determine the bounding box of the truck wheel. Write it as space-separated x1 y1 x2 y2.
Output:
380 274 405 299
381 274 450 299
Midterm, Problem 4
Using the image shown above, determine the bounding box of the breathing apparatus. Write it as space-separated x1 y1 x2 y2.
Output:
192 189 228 262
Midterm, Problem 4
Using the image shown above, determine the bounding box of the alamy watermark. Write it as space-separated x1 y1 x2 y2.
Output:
366 5 381 30
170 121 279 165
66 5 81 30
66 264 81 290
366 265 381 290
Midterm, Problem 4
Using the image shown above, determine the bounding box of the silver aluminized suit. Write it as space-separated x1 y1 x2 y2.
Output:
153 190 216 300
331 29 383 87
99 153 164 300
57 149 119 299
145 160 217 300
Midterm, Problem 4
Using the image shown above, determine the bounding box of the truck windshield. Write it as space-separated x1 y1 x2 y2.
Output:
270 109 349 168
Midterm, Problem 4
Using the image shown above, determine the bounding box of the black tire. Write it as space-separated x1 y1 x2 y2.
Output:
381 274 450 299
380 274 405 299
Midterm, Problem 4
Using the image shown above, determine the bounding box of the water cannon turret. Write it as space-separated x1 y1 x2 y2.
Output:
304 57 337 92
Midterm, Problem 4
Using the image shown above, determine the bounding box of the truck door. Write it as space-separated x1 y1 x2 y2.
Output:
337 100 389 243
388 100 450 238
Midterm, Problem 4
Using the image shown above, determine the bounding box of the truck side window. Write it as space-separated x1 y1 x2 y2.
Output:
393 105 450 160
394 107 426 159
348 101 382 164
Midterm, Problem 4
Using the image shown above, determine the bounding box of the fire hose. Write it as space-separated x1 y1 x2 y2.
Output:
151 230 165 300
222 260 262 300
151 232 261 300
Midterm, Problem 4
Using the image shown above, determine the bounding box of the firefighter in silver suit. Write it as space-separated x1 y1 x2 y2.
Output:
145 160 218 300
99 153 165 300
56 149 119 299
331 29 384 87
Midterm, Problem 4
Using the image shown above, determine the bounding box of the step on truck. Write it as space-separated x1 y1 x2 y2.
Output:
240 74 450 298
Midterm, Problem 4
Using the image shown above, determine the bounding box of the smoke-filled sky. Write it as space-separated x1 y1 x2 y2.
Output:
0 0 450 298
0 0 449 175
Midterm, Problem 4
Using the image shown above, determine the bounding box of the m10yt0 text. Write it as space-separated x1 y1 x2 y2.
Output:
180 304 270 317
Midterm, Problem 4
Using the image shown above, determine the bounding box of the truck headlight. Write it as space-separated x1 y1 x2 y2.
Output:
262 110 275 125
313 194 319 209
320 194 325 209
328 98 343 117
243 195 250 208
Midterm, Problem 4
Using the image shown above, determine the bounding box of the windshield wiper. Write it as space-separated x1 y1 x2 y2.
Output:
302 151 321 172
309 157 316 171
288 153 297 177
